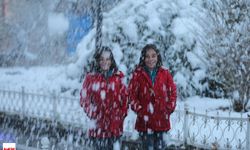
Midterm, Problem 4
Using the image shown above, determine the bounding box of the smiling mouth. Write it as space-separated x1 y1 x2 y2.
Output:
148 62 156 65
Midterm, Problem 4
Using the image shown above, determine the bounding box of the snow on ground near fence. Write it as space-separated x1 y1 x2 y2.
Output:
0 66 80 97
0 66 250 149
1 66 248 117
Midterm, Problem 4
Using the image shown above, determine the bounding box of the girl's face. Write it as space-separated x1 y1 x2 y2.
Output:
145 48 158 70
99 51 112 71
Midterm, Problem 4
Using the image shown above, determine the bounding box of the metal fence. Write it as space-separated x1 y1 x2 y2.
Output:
168 108 250 150
0 87 88 128
0 87 249 150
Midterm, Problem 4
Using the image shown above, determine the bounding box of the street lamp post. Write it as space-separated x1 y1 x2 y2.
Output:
2 0 9 19
95 0 103 51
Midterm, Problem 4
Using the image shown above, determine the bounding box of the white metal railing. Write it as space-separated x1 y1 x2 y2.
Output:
0 87 249 150
168 109 250 150
0 87 88 129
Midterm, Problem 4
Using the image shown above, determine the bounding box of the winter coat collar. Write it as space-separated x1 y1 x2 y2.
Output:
143 66 158 85
91 68 124 79
134 66 165 87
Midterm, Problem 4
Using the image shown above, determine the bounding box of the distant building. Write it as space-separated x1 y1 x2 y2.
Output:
56 0 93 55
0 0 93 66
66 12 93 54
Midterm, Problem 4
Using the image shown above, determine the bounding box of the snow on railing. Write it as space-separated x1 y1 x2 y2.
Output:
168 107 250 150
0 87 88 130
0 87 250 150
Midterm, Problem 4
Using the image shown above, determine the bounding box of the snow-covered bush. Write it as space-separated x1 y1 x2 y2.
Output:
197 0 250 111
77 0 208 100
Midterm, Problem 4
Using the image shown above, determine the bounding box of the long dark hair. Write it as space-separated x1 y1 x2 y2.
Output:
92 46 117 73
138 44 162 68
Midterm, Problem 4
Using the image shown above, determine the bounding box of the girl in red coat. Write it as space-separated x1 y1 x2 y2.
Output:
80 46 128 150
128 44 177 150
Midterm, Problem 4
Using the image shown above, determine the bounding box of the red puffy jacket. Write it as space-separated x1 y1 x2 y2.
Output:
80 70 128 138
128 66 177 132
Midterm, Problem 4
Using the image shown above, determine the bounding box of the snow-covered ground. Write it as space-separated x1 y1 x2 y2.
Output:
0 66 248 117
0 66 245 120
0 66 247 149
0 66 80 97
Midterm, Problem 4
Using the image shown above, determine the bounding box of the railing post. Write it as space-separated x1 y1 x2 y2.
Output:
21 86 25 116
183 104 188 148
246 115 250 150
52 90 57 120
41 137 50 150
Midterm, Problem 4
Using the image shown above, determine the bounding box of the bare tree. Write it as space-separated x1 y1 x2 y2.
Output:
198 0 250 111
